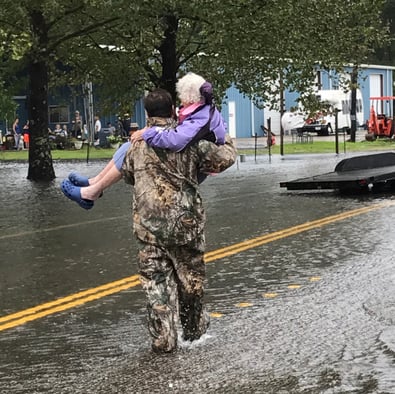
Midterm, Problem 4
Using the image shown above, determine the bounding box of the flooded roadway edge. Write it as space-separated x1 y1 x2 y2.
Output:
1 200 394 332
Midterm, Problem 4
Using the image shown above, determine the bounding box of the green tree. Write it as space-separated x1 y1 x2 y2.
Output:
370 0 395 65
312 0 389 141
0 0 120 181
0 83 17 126
0 0 389 179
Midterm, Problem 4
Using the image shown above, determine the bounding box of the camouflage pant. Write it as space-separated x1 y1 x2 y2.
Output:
137 241 210 353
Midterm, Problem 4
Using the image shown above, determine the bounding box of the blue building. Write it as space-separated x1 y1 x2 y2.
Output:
3 64 394 140
219 86 264 139
2 85 144 136
221 64 395 137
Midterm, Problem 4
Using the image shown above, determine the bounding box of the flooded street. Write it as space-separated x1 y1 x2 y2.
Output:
1 151 395 393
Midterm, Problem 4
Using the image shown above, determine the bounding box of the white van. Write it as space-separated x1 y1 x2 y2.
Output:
282 89 365 136
315 89 365 132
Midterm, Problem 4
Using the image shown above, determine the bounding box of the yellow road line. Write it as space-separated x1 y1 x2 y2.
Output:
0 280 141 332
1 201 394 332
0 276 140 331
204 202 395 262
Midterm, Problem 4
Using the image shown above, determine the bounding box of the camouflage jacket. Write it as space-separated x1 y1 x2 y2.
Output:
121 118 237 247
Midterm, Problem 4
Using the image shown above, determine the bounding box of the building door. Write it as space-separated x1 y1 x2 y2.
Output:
263 107 281 135
228 101 236 138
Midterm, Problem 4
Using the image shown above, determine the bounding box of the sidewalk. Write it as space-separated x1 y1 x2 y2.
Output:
234 129 366 150
234 134 308 150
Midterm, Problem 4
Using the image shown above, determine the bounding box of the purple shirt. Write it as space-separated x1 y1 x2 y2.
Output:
143 104 226 152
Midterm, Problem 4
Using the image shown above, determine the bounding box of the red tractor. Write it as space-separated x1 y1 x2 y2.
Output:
365 96 395 141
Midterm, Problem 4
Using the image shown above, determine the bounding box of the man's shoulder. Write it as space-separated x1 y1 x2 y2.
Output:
147 117 177 130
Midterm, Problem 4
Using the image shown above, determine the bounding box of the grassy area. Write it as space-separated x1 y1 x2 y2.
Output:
238 138 395 155
0 146 117 161
1 138 395 161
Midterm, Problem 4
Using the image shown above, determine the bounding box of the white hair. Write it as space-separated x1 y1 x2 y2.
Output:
176 72 205 104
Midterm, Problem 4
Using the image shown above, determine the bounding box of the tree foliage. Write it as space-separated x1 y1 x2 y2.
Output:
0 0 389 179
370 0 395 65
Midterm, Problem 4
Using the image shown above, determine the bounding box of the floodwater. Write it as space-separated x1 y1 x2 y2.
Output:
1 151 395 393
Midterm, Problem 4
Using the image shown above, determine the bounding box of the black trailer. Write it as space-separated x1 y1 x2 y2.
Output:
280 152 395 193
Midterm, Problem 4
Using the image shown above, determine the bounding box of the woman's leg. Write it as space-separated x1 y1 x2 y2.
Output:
14 134 20 150
88 159 117 185
73 141 131 186
80 164 122 201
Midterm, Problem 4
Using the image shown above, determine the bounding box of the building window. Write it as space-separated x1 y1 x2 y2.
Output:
49 105 69 123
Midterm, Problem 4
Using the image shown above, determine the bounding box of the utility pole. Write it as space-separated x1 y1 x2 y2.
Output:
279 72 285 156
350 66 358 143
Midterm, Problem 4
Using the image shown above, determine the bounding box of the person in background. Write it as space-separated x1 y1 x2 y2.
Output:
107 122 116 135
82 124 89 140
122 114 131 136
50 123 67 149
94 115 101 141
23 120 29 149
53 123 63 135
62 124 69 137
129 122 139 138
117 116 127 137
12 117 22 150
72 111 83 138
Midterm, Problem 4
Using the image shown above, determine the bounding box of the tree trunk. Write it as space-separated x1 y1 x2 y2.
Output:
279 73 284 156
349 66 358 143
158 14 178 102
27 10 55 181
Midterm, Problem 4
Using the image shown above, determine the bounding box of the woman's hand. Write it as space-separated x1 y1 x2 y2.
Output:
130 127 147 142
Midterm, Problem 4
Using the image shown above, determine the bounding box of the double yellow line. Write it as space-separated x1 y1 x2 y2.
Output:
0 276 140 332
1 201 394 332
205 201 395 262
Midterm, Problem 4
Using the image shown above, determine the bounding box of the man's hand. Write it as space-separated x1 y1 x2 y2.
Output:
130 127 148 142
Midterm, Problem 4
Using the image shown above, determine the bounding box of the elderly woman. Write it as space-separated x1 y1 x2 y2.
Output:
61 73 228 209
138 72 225 150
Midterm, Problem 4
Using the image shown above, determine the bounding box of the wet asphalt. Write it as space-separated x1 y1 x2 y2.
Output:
1 144 395 393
